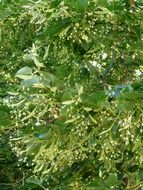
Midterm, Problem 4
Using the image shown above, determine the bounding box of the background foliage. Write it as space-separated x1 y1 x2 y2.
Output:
0 0 143 189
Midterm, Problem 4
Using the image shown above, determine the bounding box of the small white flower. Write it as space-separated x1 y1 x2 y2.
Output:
35 121 40 126
4 99 9 104
89 60 101 69
102 53 108 60
90 60 98 67
135 70 142 77
112 91 115 96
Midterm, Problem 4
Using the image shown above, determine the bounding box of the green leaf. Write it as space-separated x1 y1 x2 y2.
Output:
78 86 84 95
26 176 41 185
120 92 143 100
87 178 106 190
62 100 75 105
43 45 50 60
21 76 40 87
111 124 119 139
128 165 139 173
33 56 44 68
26 141 41 155
16 67 32 79
138 168 143 180
0 118 11 127
65 117 77 124
66 0 88 12
24 53 44 68
23 44 44 68
46 18 71 36
117 100 134 111
60 105 70 117
89 114 97 124
98 6 113 16
62 91 73 101
105 174 120 187
23 54 34 62
81 92 106 107
83 107 92 112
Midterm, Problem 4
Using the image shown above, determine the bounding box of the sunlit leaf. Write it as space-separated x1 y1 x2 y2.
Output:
16 66 32 79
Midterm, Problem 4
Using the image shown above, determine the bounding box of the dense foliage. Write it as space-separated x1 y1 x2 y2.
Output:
0 0 143 189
